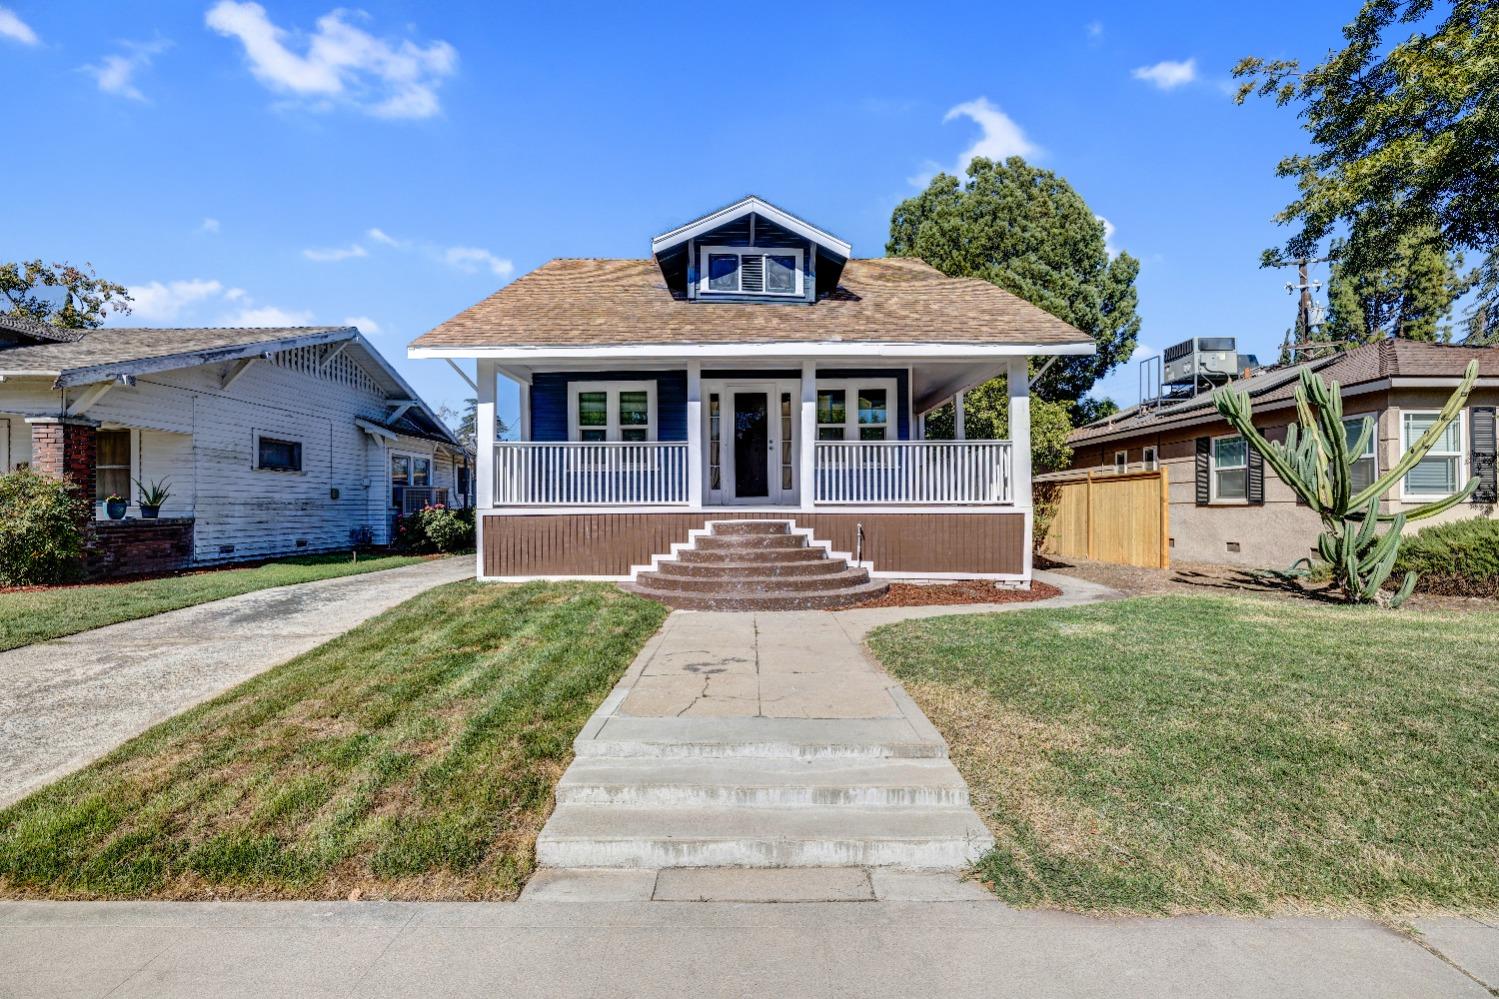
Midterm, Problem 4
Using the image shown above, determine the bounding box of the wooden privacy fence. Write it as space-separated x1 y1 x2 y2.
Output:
1040 469 1169 569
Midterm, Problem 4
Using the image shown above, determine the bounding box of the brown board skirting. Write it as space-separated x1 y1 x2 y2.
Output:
481 511 1026 577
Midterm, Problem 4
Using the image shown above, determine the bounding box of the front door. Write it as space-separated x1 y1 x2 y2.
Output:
732 391 771 500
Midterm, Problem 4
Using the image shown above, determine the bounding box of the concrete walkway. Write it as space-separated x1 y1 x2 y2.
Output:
1 899 1493 998
0 557 472 807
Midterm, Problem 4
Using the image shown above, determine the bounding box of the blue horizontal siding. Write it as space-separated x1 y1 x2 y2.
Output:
530 370 688 442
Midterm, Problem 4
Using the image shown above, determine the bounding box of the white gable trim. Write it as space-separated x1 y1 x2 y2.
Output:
651 196 853 258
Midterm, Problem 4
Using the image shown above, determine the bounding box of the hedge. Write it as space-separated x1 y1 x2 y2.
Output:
1394 517 1499 598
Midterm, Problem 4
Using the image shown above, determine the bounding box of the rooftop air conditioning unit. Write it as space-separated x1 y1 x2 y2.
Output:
1162 337 1239 386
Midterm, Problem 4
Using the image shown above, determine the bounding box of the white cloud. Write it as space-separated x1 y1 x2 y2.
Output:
127 279 225 321
1132 58 1197 90
1129 343 1159 362
1097 215 1118 257
221 304 315 327
342 315 380 334
83 38 171 102
442 246 513 278
199 217 221 234
205 1 457 119
911 96 1040 187
0 6 38 46
365 226 401 246
1085 20 1103 41
302 243 367 262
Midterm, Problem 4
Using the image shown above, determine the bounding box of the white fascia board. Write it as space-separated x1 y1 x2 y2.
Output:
1389 376 1499 388
650 197 853 258
409 341 1096 363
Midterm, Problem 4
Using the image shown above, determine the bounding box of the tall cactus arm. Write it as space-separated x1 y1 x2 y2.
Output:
1294 382 1334 507
1215 387 1323 510
1348 360 1479 510
1400 476 1480 521
1313 376 1354 515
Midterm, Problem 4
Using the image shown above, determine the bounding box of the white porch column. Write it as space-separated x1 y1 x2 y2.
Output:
686 361 703 506
954 391 967 441
1005 356 1031 507
476 359 497 509
799 360 816 509
917 412 926 441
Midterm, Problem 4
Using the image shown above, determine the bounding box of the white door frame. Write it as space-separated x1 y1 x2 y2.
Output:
702 379 799 506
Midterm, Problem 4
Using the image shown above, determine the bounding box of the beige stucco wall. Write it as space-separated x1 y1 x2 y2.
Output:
1070 386 1498 569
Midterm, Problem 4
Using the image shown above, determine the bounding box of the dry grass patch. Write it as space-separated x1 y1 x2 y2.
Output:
870 596 1499 917
0 580 667 901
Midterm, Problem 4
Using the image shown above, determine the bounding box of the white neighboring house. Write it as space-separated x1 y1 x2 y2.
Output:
0 314 471 577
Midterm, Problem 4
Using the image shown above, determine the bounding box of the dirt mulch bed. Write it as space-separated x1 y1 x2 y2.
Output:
853 578 1062 609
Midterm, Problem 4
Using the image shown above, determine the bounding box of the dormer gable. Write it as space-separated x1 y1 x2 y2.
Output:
650 196 850 305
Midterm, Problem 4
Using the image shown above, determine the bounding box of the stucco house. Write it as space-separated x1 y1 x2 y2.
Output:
408 196 1096 608
0 314 468 577
1064 339 1497 567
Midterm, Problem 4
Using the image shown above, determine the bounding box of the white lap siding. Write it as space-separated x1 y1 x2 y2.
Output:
0 352 403 564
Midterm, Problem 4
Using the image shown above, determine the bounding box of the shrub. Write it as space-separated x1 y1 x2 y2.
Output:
1394 517 1499 598
0 468 88 585
399 505 474 554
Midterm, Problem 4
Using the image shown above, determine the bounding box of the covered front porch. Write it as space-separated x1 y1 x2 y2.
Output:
461 353 1040 583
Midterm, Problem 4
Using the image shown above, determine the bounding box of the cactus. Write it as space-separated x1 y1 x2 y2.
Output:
1214 359 1478 606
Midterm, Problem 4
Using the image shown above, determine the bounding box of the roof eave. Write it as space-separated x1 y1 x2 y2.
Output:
47 328 358 389
409 340 1096 362
649 197 853 258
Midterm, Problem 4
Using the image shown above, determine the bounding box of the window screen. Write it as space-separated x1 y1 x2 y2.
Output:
258 436 302 471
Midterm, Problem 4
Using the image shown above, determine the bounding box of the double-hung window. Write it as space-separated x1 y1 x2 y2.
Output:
815 380 895 441
1114 450 1128 474
1403 411 1462 497
96 429 131 501
567 382 656 442
1342 415 1378 493
1211 434 1248 501
699 246 803 297
1143 446 1159 471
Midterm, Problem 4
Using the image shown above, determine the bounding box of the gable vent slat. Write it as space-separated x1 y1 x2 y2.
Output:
741 255 764 293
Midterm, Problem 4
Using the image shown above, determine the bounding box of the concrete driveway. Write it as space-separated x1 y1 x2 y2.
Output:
0 557 472 807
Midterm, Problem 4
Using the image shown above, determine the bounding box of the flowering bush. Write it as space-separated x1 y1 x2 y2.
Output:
0 468 87 585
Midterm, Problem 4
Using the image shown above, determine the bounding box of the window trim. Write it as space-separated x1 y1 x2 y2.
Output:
1142 445 1159 471
1209 432 1249 505
814 378 898 442
1342 412 1379 493
252 430 304 474
697 245 805 298
566 380 658 442
95 427 135 506
1400 409 1465 501
1114 450 1128 474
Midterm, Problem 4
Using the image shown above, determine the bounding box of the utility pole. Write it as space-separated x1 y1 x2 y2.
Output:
1275 254 1332 364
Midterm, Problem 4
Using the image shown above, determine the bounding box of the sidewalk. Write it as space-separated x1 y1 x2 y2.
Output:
0 557 472 807
1 898 1492 998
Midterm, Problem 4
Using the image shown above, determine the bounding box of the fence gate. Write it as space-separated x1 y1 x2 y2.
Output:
1041 469 1169 569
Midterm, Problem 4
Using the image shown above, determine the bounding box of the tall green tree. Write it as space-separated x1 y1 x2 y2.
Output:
1324 228 1471 345
888 156 1141 409
0 260 131 328
1234 1 1498 331
923 382 1075 474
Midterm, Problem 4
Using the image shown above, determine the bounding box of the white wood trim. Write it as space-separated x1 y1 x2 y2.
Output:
66 381 114 418
476 359 497 509
443 357 478 392
700 378 800 505
318 341 348 373
1005 357 1031 512
697 245 805 298
953 391 966 441
1208 431 1249 504
1399 408 1467 502
814 377 897 442
799 362 817 510
566 380 657 442
479 504 1023 516
219 357 258 390
650 196 853 257
686 362 703 505
409 342 1097 361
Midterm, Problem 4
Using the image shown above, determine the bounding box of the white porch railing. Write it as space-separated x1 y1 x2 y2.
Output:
493 442 690 506
814 440 1013 505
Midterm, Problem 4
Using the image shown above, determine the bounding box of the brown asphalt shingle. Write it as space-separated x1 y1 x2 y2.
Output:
409 257 1094 349
0 325 352 375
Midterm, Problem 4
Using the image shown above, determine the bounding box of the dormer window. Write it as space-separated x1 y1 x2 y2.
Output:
699 246 803 297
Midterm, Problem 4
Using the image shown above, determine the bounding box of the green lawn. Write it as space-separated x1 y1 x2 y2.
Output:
869 595 1499 917
0 581 667 900
0 551 436 652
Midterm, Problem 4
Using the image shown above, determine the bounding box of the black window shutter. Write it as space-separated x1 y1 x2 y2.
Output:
1195 437 1211 506
1248 442 1265 505
1472 407 1497 504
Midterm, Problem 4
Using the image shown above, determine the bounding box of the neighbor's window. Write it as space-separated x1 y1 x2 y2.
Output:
1114 450 1128 474
568 382 656 442
411 456 431 486
1403 411 1462 496
1143 446 1159 471
1211 434 1248 500
1343 415 1378 493
698 247 803 297
257 435 302 472
816 380 897 441
96 429 131 501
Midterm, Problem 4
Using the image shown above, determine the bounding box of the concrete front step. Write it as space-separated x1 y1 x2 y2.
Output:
693 533 809 551
575 717 947 761
707 520 793 536
555 757 972 808
635 567 872 594
652 557 848 578
624 579 887 610
675 545 826 565
535 805 995 869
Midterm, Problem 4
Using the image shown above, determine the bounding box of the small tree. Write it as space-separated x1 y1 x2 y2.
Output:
0 259 131 328
1214 360 1478 606
0 469 88 586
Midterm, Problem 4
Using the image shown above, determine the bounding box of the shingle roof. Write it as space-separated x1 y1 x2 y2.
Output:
409 257 1094 350
0 325 352 377
0 313 87 344
1071 339 1495 445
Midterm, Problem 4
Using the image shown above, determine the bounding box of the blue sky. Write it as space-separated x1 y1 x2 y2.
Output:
2 0 1339 432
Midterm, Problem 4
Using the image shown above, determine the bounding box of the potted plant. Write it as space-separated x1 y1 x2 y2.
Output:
104 493 128 520
134 478 171 519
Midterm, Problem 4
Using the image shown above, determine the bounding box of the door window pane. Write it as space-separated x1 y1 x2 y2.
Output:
708 254 738 291
708 394 721 490
96 429 130 501
780 392 793 490
765 255 797 293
